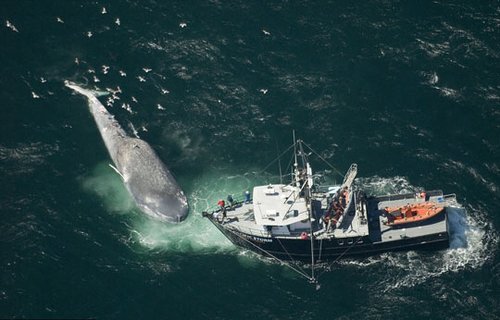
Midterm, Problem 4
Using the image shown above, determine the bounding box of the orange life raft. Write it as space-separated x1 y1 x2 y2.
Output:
383 202 444 225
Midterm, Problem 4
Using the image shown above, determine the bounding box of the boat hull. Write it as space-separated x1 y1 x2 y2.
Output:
210 218 450 262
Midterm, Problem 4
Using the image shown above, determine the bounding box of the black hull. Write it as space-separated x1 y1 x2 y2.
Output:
212 222 450 263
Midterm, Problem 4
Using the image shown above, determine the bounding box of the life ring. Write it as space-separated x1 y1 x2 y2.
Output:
300 232 308 240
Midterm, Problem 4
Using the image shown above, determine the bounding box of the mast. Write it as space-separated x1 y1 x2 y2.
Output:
297 138 317 283
293 130 299 187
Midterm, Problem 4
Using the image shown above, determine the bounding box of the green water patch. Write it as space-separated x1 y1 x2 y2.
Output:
80 162 134 214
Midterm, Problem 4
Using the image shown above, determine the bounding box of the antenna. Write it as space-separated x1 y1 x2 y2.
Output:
293 130 299 186
276 139 283 184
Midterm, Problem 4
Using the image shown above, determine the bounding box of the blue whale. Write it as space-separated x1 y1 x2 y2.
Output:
66 81 189 223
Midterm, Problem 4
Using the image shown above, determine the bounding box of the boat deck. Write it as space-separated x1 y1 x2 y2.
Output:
366 192 452 244
208 190 455 244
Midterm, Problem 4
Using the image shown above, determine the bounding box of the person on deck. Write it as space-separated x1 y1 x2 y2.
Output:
227 194 234 209
217 199 226 222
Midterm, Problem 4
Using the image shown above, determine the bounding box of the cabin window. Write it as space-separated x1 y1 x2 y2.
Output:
347 239 353 245
338 240 344 246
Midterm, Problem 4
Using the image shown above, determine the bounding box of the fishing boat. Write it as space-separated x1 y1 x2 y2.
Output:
201 134 461 284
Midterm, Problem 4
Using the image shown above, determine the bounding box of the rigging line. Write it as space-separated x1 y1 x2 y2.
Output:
316 235 364 280
318 238 324 262
275 236 310 277
275 139 283 184
259 143 295 175
224 227 313 281
283 180 307 211
301 141 345 178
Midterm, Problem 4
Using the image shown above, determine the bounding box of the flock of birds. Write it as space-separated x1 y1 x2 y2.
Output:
5 5 272 115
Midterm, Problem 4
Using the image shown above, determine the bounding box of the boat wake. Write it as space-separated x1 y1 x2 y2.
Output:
337 176 498 291
82 167 497 283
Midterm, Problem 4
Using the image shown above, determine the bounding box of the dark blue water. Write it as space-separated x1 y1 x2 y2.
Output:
1 1 499 319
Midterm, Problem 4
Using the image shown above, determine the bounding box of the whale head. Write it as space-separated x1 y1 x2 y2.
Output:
134 191 189 223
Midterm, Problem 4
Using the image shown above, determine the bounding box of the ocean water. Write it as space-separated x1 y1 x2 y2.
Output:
1 1 499 319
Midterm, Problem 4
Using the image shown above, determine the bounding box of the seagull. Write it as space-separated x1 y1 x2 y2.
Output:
121 103 132 114
430 73 439 85
119 70 127 77
86 31 93 38
93 75 100 83
88 69 95 74
115 18 121 26
137 76 146 82
132 96 138 103
157 104 165 110
142 68 152 73
179 22 187 28
6 20 19 32
56 17 64 24
102 7 107 14
259 88 268 94
32 92 40 99
40 77 47 83
106 97 115 107
141 126 148 132
74 57 80 65
160 88 170 95
262 29 271 36
102 65 110 74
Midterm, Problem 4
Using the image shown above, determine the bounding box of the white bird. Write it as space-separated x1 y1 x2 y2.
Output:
119 70 127 77
31 91 40 99
56 17 64 24
40 77 47 83
102 7 107 14
106 97 115 107
137 76 146 82
121 103 132 114
161 88 170 95
88 69 95 74
430 73 439 85
141 126 148 132
74 57 80 65
262 29 271 36
87 31 93 38
259 88 268 94
132 96 138 103
102 65 110 74
157 104 165 110
6 20 19 32
93 75 100 83
142 68 152 73
115 18 121 26
179 22 187 28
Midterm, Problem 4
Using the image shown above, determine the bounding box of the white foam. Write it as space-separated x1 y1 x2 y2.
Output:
336 177 497 291
125 169 269 254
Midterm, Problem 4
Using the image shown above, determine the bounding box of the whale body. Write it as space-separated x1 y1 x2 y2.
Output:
65 81 189 223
